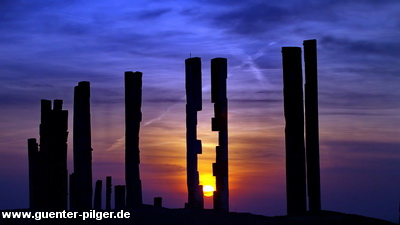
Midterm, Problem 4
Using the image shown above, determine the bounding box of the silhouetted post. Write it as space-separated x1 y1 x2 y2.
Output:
44 99 69 210
282 47 307 215
28 138 40 209
304 39 321 212
71 81 93 210
185 57 204 209
37 100 51 210
125 71 143 208
69 173 76 210
36 100 51 209
28 99 68 210
211 58 229 212
94 180 102 210
106 176 112 210
154 197 162 207
115 185 126 210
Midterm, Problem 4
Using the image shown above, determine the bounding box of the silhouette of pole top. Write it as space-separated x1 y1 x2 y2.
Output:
211 57 227 62
75 81 90 97
125 71 143 75
304 39 317 45
282 46 302 53
78 81 90 85
185 57 201 62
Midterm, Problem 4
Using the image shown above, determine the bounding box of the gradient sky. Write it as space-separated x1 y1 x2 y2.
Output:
1 0 400 222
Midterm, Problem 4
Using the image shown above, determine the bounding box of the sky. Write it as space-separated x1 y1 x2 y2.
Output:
0 0 400 222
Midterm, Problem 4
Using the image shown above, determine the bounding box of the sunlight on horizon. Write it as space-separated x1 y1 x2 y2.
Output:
203 185 215 197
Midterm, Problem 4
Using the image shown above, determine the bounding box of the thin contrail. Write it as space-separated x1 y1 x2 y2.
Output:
227 44 274 89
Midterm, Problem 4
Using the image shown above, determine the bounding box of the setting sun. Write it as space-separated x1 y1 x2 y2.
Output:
203 185 215 197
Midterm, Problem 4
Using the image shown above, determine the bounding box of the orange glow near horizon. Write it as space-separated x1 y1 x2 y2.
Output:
87 98 287 209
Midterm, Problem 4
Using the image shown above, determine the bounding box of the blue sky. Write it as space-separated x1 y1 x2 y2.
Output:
1 0 400 222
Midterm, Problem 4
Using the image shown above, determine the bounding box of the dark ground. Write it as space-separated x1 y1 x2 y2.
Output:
0 206 396 225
